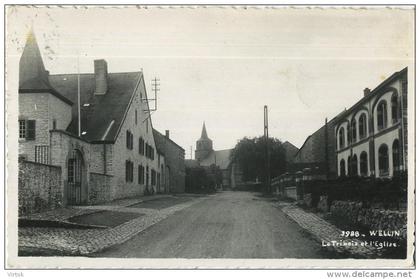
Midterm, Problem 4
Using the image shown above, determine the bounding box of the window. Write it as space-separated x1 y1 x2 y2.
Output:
339 127 345 149
350 155 358 176
53 119 57 130
378 144 389 176
391 94 398 124
377 101 388 130
351 119 357 143
19 119 36 140
19 120 26 139
360 152 368 176
340 159 346 177
151 169 156 186
359 114 367 139
139 137 145 155
135 110 138 125
146 118 149 133
392 140 400 173
138 165 144 184
126 131 133 150
347 156 352 176
125 160 133 182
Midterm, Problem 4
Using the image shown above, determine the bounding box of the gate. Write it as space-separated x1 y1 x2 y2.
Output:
67 150 84 205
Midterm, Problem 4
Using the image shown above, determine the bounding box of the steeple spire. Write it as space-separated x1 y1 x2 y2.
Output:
19 28 50 89
200 122 209 139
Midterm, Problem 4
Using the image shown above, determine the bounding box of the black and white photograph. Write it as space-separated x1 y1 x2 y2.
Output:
4 3 415 270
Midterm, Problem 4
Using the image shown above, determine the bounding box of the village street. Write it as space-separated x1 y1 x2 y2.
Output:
93 191 331 258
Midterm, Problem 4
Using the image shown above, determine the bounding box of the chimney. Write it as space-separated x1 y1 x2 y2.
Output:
94 59 108 95
363 87 371 97
165 130 170 138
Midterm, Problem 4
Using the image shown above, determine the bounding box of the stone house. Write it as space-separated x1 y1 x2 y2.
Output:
153 129 186 193
293 118 338 179
335 67 408 178
18 30 164 208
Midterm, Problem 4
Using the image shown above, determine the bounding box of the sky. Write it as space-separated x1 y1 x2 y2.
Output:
6 6 414 159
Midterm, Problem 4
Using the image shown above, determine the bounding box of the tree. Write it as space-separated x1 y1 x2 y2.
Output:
230 136 287 183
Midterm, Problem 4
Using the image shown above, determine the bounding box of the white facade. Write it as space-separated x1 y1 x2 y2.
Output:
335 69 407 178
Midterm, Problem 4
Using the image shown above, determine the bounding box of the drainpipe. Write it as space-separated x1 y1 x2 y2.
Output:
103 143 107 175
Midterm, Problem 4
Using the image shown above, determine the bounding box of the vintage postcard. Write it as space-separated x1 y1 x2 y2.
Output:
4 4 415 269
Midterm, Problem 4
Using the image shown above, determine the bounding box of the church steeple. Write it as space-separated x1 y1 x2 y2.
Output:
200 122 209 139
195 121 213 162
19 28 51 90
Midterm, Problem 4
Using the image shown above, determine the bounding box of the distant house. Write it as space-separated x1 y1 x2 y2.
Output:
18 30 163 209
335 68 408 178
153 129 186 193
293 118 337 179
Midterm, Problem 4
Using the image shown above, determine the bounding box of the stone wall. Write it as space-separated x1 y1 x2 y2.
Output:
330 200 407 237
18 160 62 215
89 172 113 204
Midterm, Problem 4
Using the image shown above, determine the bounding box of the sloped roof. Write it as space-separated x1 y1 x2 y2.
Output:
19 30 72 105
282 141 299 163
152 128 185 154
49 71 142 142
199 149 232 170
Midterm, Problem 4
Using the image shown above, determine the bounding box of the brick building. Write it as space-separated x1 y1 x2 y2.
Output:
153 129 186 193
335 68 408 178
18 30 165 208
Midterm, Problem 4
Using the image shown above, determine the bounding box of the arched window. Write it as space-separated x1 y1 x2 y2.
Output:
391 94 399 124
392 139 400 173
377 101 388 130
378 144 389 176
351 119 357 143
350 154 358 176
359 113 367 139
339 127 345 149
360 152 368 176
340 159 346 177
347 156 352 176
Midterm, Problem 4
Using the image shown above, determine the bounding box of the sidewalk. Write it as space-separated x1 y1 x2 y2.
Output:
276 201 380 258
19 194 205 256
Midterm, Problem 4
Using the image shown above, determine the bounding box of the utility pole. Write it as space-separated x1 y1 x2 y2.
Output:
264 105 271 193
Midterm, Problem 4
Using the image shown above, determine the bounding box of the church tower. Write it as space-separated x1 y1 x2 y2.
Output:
195 122 213 162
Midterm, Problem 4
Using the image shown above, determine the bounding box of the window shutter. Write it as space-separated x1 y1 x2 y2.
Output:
26 120 36 140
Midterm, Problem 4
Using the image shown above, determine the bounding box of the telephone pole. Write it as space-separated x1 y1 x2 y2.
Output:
264 105 271 193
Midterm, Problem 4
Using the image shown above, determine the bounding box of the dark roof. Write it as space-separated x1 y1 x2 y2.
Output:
200 149 232 170
19 30 72 105
185 159 200 168
152 129 185 153
49 71 142 142
282 141 299 163
335 67 407 121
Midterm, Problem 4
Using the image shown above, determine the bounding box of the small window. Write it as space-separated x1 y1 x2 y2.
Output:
360 152 368 176
126 131 133 150
392 140 400 173
135 110 138 125
379 144 389 176
53 119 57 130
391 94 399 124
351 119 357 143
359 114 367 139
19 120 26 139
139 137 145 155
377 101 388 130
138 165 144 184
26 120 36 140
340 159 346 177
338 127 345 149
126 160 133 182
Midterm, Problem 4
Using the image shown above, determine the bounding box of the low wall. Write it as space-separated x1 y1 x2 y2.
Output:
18 160 62 215
89 172 113 205
330 200 407 237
